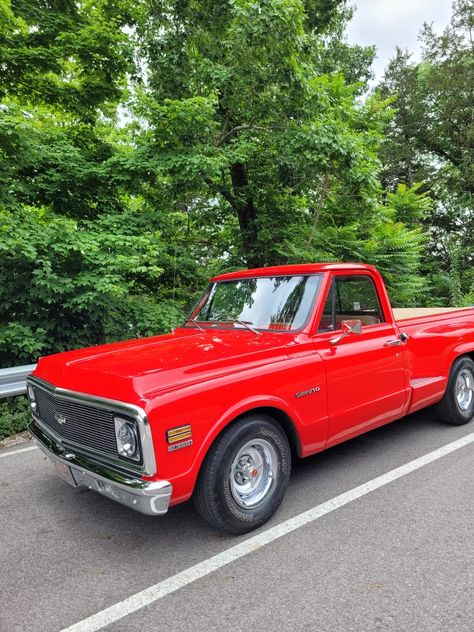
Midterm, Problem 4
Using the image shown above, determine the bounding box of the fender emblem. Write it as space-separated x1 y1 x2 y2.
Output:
54 413 67 425
295 386 321 398
168 439 193 452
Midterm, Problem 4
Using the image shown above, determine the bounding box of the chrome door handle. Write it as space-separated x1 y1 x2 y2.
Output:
384 339 402 347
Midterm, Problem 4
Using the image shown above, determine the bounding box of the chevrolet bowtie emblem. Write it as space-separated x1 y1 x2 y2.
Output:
54 412 67 425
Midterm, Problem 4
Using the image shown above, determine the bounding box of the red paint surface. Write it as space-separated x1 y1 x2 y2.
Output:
33 263 474 506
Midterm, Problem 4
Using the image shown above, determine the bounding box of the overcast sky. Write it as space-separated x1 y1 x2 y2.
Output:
346 0 453 81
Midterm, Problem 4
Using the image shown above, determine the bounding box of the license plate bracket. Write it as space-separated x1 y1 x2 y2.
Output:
53 459 77 487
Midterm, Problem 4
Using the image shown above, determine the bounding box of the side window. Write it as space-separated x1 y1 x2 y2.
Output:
319 275 385 332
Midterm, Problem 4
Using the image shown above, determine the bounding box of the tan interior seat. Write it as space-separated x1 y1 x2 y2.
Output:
320 313 381 331
335 314 380 326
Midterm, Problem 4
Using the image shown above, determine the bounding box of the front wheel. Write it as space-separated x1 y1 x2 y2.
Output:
193 414 291 534
434 356 474 425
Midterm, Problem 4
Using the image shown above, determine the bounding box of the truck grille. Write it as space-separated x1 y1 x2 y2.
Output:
35 387 119 457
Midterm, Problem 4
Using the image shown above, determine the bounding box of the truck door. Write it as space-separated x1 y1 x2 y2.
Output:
317 273 408 447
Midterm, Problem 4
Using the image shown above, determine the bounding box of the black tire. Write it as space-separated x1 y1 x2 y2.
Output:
434 356 474 425
193 414 291 534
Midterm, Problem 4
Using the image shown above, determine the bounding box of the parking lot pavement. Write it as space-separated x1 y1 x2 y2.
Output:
1 409 473 632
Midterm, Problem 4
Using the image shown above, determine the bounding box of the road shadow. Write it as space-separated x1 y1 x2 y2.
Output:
290 407 449 483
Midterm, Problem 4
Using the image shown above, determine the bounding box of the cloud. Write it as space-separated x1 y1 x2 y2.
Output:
346 0 453 81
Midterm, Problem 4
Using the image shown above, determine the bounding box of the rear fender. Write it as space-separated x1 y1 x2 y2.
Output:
452 343 474 363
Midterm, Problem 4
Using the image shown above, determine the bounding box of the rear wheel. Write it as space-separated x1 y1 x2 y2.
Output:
193 414 291 534
434 356 474 425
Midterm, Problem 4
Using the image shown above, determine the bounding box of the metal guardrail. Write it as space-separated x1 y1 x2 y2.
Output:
0 364 37 399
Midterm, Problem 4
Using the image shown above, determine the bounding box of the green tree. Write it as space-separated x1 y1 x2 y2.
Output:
377 0 474 304
0 0 137 118
292 183 431 306
133 0 392 269
0 0 189 368
0 204 184 365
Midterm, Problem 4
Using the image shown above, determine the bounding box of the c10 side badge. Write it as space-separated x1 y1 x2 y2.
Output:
168 439 193 452
295 386 321 398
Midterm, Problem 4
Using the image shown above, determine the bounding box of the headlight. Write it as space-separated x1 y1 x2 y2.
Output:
114 417 140 461
27 384 37 412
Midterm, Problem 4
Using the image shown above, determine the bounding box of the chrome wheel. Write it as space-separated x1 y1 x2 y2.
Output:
229 438 278 509
456 369 474 411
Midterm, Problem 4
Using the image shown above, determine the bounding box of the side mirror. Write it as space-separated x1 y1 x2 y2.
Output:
329 319 363 346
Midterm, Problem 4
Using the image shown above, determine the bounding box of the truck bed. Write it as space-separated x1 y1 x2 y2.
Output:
391 306 474 415
393 307 472 323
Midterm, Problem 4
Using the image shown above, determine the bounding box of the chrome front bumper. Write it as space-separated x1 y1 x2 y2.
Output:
29 421 172 516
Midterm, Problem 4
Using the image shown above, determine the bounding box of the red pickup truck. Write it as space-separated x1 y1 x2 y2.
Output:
27 263 474 533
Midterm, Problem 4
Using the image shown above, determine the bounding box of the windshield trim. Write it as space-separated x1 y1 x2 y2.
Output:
182 273 323 334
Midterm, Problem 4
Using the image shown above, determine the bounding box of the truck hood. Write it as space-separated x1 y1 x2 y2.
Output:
34 327 292 404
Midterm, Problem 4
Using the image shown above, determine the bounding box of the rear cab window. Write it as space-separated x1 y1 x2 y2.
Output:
319 275 385 332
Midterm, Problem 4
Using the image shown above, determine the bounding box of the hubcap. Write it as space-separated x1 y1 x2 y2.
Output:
229 438 278 509
456 369 473 411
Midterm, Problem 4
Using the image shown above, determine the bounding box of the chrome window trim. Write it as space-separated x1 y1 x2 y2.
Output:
27 376 157 476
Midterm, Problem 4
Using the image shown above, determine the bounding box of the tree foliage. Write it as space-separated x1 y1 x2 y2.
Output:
134 0 384 268
377 0 473 305
0 0 469 378
0 0 137 118
0 0 189 368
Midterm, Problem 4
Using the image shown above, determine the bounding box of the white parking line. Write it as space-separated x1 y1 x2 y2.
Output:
0 445 37 459
61 431 474 632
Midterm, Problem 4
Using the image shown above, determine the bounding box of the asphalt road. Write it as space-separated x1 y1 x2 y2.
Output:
1 409 473 632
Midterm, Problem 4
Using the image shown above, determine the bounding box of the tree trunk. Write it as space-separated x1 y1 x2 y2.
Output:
229 162 261 268
404 131 413 187
307 173 331 247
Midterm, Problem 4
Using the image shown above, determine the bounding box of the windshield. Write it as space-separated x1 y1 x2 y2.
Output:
188 275 321 332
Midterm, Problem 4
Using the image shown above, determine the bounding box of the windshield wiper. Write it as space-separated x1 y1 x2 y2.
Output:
227 318 261 336
185 317 205 331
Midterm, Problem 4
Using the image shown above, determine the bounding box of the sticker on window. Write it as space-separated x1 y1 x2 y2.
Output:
353 302 361 311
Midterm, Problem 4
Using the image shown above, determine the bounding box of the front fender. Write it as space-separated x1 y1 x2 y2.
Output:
146 352 327 506
159 395 301 506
